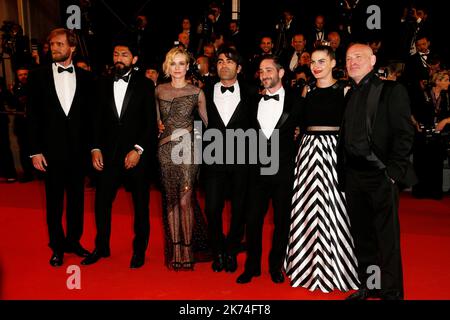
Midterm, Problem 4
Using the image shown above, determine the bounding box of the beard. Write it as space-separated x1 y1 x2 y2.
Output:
52 51 70 63
262 77 278 89
114 62 132 76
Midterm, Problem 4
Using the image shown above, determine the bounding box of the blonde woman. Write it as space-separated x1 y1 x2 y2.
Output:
412 70 450 199
156 47 208 270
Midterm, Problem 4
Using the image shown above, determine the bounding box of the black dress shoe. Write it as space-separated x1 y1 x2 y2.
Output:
49 252 64 267
81 249 110 265
270 270 285 284
346 289 379 300
130 252 145 269
19 175 34 183
236 270 261 284
381 291 403 300
65 244 91 257
225 254 237 273
212 254 225 272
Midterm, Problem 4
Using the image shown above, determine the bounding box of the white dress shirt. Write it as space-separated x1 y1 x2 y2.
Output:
213 81 240 126
52 62 76 116
113 70 131 117
257 87 285 138
289 51 300 71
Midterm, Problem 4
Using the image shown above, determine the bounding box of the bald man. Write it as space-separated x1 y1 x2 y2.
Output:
337 44 415 300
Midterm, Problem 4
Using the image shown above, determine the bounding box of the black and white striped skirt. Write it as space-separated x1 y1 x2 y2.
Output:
284 133 360 292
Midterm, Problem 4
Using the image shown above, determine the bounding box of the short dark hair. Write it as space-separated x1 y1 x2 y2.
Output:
294 65 311 76
312 45 336 61
112 37 138 57
260 54 283 71
216 46 243 67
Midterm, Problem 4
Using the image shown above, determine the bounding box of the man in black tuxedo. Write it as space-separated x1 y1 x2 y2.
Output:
27 28 93 266
203 47 257 273
81 40 157 268
306 15 328 52
236 55 302 284
339 44 416 300
406 36 432 90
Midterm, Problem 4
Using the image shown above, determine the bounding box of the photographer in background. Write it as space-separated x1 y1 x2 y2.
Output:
290 65 312 96
1 22 32 71
273 8 299 57
0 77 17 183
375 62 405 82
411 70 450 199
9 66 34 182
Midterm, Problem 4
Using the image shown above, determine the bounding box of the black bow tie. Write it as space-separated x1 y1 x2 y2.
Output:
57 66 73 73
221 85 234 93
114 74 130 82
262 94 279 101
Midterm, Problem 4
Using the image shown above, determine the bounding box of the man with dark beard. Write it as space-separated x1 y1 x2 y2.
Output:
81 39 157 268
236 55 302 284
27 28 93 266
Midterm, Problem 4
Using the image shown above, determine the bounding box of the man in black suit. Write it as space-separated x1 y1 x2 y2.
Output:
11 66 35 182
406 35 432 90
279 33 307 81
340 44 415 300
236 55 302 284
203 47 257 273
81 39 157 268
306 15 328 52
27 28 93 266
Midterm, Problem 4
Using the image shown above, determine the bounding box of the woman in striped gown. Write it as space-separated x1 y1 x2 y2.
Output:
284 46 359 292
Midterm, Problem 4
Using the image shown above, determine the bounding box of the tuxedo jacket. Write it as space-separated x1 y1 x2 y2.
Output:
338 76 416 187
202 81 259 173
92 73 157 167
306 28 328 51
27 65 93 162
249 89 303 181
406 52 430 83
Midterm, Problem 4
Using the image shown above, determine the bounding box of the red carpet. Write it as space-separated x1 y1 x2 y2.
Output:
1 181 450 300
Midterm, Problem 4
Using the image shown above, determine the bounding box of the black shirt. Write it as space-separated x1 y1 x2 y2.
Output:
301 82 345 129
343 71 376 157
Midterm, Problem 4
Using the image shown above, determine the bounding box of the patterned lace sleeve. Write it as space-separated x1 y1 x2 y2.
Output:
197 88 208 127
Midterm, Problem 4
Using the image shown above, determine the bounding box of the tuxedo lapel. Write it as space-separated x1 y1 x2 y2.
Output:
274 92 292 130
67 68 82 117
206 85 226 129
226 83 246 127
108 78 120 119
226 99 243 127
119 73 137 119
47 66 67 117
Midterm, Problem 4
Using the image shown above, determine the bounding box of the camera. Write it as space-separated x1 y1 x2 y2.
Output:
419 124 443 144
332 68 346 79
291 78 306 90
375 67 388 79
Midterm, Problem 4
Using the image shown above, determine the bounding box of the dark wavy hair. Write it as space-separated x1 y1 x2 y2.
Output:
216 46 243 67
